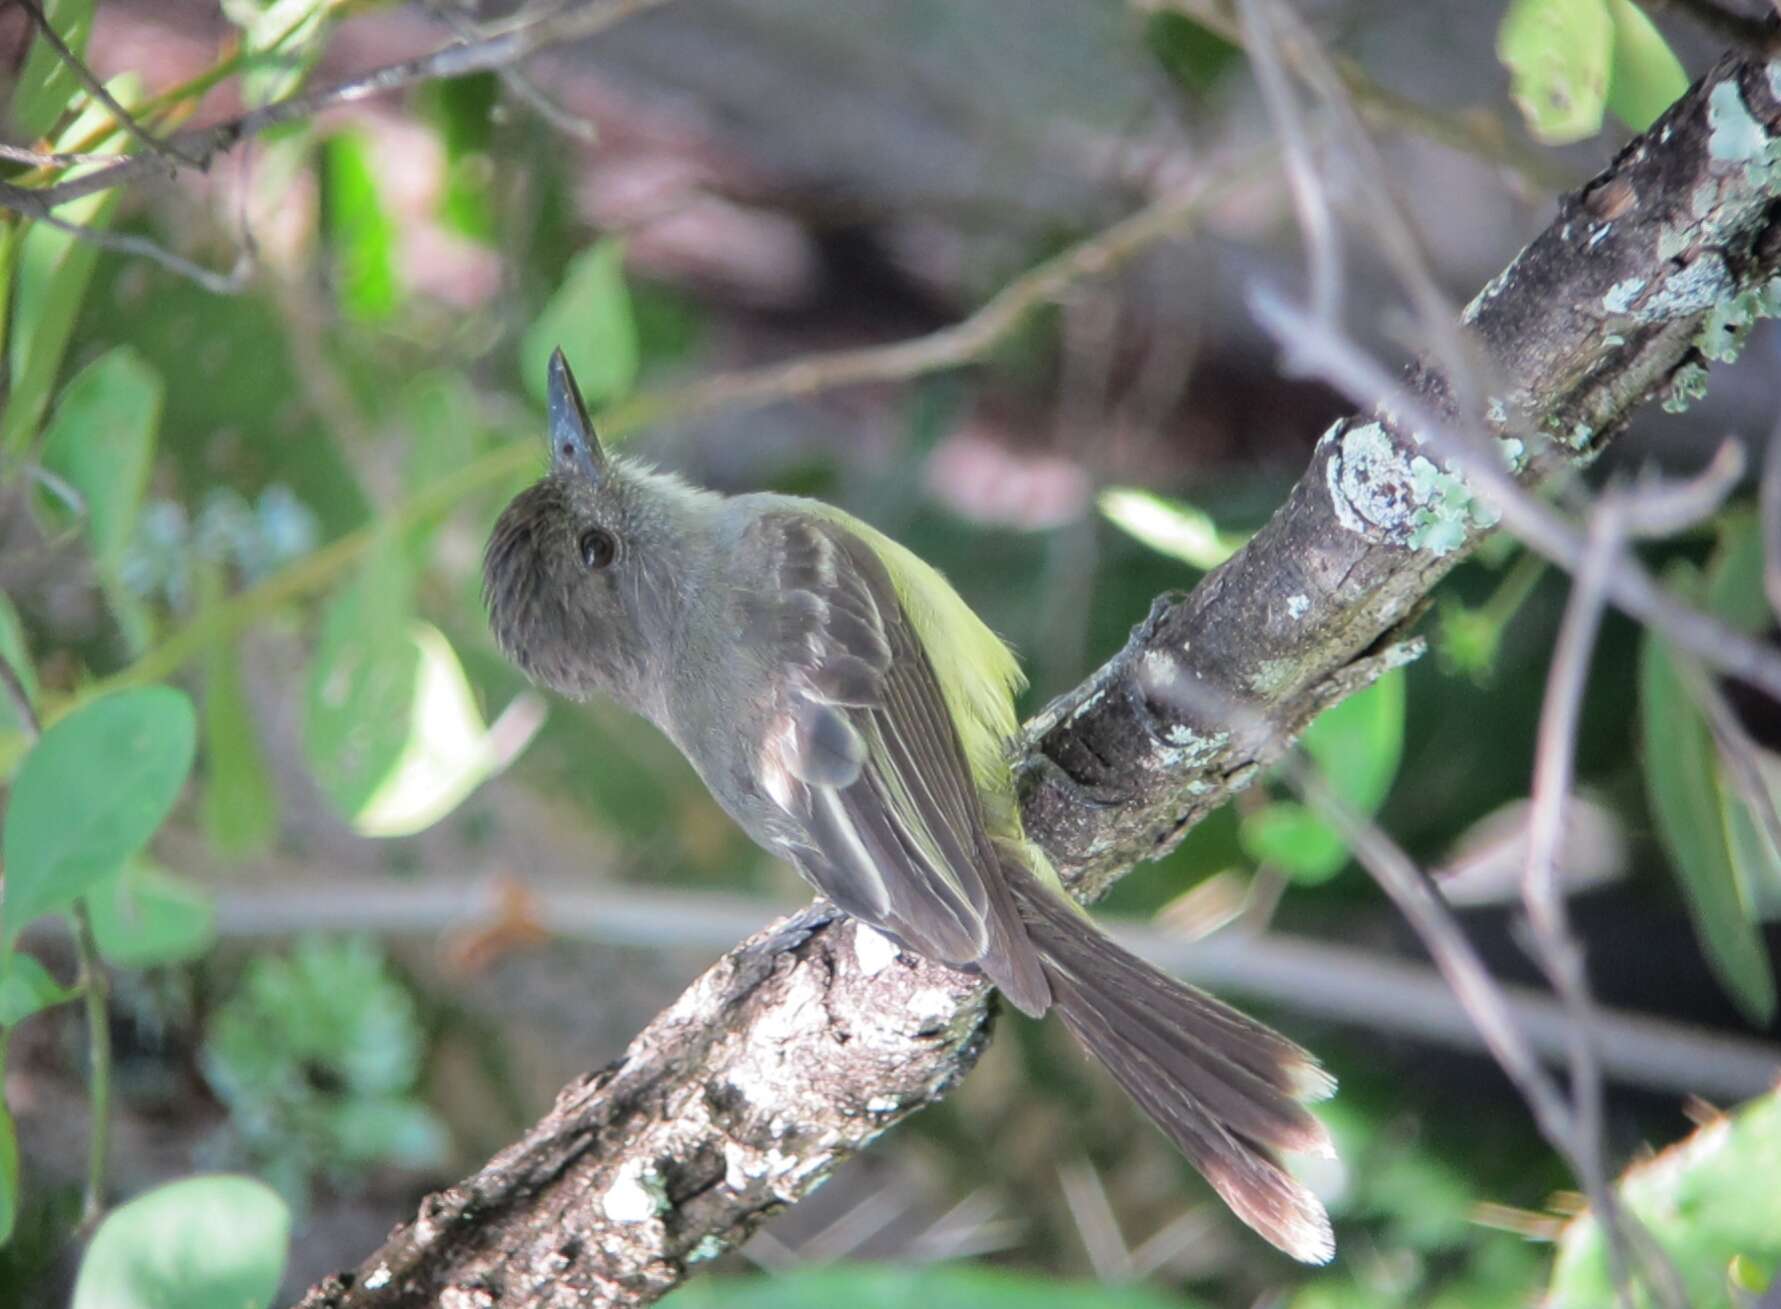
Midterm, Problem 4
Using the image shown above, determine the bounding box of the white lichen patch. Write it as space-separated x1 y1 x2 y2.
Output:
865 1094 900 1113
1497 436 1526 471
1286 594 1310 620
1324 421 1492 556
364 1266 393 1292
1708 79 1771 165
908 987 960 1024
687 1234 728 1264
1587 222 1612 248
602 1159 668 1223
1485 396 1508 426
1601 277 1646 314
853 925 901 977
1629 253 1734 323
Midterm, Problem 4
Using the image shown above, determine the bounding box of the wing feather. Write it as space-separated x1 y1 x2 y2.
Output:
740 512 1049 1013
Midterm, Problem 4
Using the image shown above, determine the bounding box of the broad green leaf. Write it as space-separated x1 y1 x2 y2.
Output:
1240 670 1405 885
0 78 137 458
71 1175 289 1309
88 860 216 969
1098 487 1245 570
200 567 278 857
12 0 98 139
2 687 197 940
303 537 417 822
664 1264 1205 1309
35 346 163 570
1303 668 1405 813
0 952 73 1026
1724 782 1781 918
1604 0 1688 132
1241 801 1350 884
1143 8 1241 94
1641 622 1775 1023
1498 0 1613 144
521 238 639 410
321 131 399 321
417 73 500 242
1549 1089 1781 1306
1705 512 1768 632
0 594 38 774
399 370 483 550
353 623 499 838
0 1076 16 1246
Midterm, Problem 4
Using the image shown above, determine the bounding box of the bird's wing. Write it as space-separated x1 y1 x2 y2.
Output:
736 511 1049 1013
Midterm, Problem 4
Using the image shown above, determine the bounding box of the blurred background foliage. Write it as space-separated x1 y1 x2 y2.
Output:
0 1 1778 1306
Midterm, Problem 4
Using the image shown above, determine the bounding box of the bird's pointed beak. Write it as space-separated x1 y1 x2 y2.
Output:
548 347 606 485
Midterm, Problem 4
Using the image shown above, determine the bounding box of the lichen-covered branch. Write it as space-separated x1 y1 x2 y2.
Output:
294 52 1781 1309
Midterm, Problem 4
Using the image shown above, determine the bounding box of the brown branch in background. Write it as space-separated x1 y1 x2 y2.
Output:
290 52 1781 1308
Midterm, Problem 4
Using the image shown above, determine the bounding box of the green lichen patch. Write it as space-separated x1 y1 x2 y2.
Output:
1323 419 1498 557
1662 360 1711 413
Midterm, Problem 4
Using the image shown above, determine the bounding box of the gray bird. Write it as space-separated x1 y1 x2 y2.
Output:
483 349 1337 1262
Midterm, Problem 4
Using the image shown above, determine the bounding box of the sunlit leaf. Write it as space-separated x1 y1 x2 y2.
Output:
35 346 163 571
1549 1089 1781 1306
0 77 138 458
1641 610 1775 1024
522 238 639 410
303 535 416 824
222 0 331 108
0 952 74 1026
88 859 216 970
663 1264 1205 1309
71 1175 289 1309
1498 0 1613 144
321 130 399 321
2 687 197 941
1098 487 1245 570
354 623 500 838
1604 0 1688 132
12 0 98 139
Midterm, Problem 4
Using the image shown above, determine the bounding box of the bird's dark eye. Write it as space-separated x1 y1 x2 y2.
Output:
579 527 618 570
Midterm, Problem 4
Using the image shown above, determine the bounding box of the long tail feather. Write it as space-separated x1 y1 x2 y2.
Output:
1008 860 1336 1264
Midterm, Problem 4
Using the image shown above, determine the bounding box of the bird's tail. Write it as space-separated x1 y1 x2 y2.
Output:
1006 857 1337 1264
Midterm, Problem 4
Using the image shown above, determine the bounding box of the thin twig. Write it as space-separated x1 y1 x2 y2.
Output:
14 0 198 167
1249 288 1781 703
3 0 678 214
0 142 130 167
1239 0 1342 326
71 901 112 1230
24 202 250 295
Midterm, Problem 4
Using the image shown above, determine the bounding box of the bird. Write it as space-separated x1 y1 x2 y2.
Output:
482 347 1337 1262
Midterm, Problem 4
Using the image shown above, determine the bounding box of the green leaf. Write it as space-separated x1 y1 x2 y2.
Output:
521 238 639 410
88 860 216 969
1705 512 1768 632
1641 619 1776 1023
2 687 197 941
35 346 164 571
351 623 500 838
663 1264 1205 1309
71 1175 289 1309
1241 801 1350 884
398 370 483 550
0 952 74 1026
1724 780 1781 918
0 78 138 459
1498 0 1613 144
1303 667 1405 814
222 0 331 109
417 73 500 243
1549 1089 1781 1306
1098 487 1246 570
0 593 38 775
320 131 399 321
1143 9 1241 94
303 536 416 823
1604 0 1688 132
12 0 98 139
200 567 278 858
0 1061 17 1246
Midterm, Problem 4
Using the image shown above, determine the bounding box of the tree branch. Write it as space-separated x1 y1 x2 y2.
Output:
292 53 1781 1308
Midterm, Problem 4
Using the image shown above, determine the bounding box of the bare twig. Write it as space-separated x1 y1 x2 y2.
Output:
4 0 677 215
15 0 197 167
1250 288 1781 703
23 201 251 295
0 142 129 167
1240 0 1342 326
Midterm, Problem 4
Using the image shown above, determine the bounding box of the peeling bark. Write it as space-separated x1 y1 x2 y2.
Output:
294 52 1781 1309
